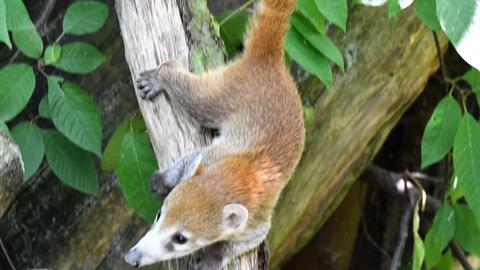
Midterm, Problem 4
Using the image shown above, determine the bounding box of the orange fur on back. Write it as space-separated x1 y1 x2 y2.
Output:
244 0 297 61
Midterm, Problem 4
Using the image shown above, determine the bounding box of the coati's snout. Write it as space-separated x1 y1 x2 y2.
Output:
123 180 250 267
124 248 141 267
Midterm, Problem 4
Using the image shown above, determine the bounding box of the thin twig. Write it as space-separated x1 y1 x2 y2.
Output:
35 0 58 36
432 31 448 93
219 0 255 26
0 237 16 270
389 187 416 270
450 241 473 270
361 217 392 263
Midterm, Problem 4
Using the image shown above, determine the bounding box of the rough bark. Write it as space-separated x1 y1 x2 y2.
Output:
268 5 448 268
0 1 448 270
0 132 23 218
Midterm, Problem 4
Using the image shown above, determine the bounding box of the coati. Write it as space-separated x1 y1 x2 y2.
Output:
124 0 304 268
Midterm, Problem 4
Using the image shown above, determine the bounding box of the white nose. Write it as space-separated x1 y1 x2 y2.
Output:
124 248 142 267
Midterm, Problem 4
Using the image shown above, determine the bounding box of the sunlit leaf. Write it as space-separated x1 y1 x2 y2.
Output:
453 204 480 256
44 44 62 65
11 27 43 59
101 115 146 171
216 10 250 56
296 0 325 33
415 0 441 31
11 122 44 181
315 0 348 32
0 0 11 48
52 42 105 74
285 28 332 88
118 131 161 223
291 14 344 71
0 63 35 121
412 203 425 270
48 76 102 156
63 1 109 35
43 129 99 195
437 0 480 70
421 94 461 168
424 203 455 269
453 114 480 225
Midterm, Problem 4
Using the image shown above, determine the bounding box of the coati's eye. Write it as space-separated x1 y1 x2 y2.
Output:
172 233 188 244
155 211 161 222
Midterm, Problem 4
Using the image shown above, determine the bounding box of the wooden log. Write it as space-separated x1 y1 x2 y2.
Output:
268 5 448 268
0 132 23 218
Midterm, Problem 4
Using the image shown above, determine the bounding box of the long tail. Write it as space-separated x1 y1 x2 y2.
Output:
243 0 296 62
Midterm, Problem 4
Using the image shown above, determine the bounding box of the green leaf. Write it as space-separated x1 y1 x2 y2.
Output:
453 114 480 225
118 131 161 223
4 0 42 58
63 1 108 35
43 129 99 195
291 13 344 71
11 27 43 59
44 44 62 65
463 68 480 92
435 250 452 270
0 121 10 137
436 0 480 70
463 68 480 106
315 0 348 32
101 115 146 171
296 0 325 33
48 77 102 156
446 175 463 202
453 204 480 256
463 68 480 105
387 0 401 17
5 0 35 30
38 95 51 119
52 42 105 74
0 63 35 121
11 122 44 181
0 0 11 49
285 27 332 88
421 94 462 168
424 203 455 269
412 203 425 270
415 0 441 31
217 10 250 56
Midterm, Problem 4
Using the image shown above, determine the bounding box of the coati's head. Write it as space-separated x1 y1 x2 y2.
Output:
124 155 250 267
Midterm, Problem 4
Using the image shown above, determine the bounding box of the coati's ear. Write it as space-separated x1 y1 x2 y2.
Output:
221 204 249 233
163 150 203 187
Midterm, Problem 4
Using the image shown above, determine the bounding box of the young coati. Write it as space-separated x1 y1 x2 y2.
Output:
124 0 304 268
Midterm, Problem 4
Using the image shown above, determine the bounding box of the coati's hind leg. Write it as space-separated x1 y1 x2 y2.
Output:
136 60 228 129
150 148 204 196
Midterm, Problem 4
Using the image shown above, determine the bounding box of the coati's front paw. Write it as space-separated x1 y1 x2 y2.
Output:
150 171 171 197
136 69 163 100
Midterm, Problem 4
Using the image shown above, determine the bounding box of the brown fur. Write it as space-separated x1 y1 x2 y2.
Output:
133 0 304 266
160 0 304 233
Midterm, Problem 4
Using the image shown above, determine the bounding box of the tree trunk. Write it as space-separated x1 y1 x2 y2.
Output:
115 0 265 269
0 1 447 270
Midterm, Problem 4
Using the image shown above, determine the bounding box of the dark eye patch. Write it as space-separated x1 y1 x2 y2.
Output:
172 233 188 244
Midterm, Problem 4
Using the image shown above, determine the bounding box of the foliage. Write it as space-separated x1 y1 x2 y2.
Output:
0 0 108 191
